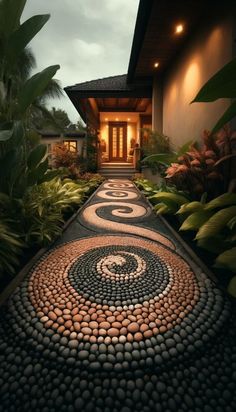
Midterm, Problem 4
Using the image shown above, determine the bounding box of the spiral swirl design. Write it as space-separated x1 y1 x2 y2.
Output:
0 179 235 411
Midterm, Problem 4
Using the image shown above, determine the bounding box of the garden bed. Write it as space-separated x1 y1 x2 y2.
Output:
0 179 103 303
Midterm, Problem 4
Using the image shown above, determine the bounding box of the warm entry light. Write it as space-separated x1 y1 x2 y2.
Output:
115 118 119 121
175 24 184 34
127 118 130 121
154 62 159 68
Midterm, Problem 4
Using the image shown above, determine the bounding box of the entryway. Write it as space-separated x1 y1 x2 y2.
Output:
109 122 127 161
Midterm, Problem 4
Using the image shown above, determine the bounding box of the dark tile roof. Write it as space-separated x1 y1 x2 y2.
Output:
40 130 85 138
65 74 146 92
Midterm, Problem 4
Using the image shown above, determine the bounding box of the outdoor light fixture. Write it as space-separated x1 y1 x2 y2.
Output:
175 24 184 34
154 62 159 68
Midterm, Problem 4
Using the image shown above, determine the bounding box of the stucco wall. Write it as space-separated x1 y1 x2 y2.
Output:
162 16 233 147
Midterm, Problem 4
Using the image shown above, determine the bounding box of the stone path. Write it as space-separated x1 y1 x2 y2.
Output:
0 179 236 412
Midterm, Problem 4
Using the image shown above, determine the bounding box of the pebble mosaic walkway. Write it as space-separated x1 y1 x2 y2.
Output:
0 179 236 412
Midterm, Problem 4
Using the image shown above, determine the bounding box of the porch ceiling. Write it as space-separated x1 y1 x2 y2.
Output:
65 74 152 128
96 97 151 113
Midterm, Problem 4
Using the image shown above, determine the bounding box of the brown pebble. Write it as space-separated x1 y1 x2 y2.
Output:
127 322 139 333
159 325 167 333
140 324 149 333
89 321 98 329
48 311 57 321
74 322 81 332
73 314 83 322
71 308 79 316
143 330 153 338
81 327 92 335
99 321 110 330
107 328 119 337
64 320 72 329
134 332 143 341
54 308 62 316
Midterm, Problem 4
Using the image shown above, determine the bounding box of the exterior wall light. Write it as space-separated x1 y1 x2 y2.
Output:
176 24 184 34
154 62 159 68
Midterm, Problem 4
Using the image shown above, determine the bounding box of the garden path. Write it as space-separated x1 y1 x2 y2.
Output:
0 179 236 412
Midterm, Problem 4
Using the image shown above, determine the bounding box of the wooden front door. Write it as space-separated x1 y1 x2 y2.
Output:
109 122 127 161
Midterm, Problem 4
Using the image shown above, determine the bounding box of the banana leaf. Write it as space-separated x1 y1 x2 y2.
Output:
192 57 236 102
27 144 47 169
196 206 236 240
179 210 212 231
214 247 236 272
177 201 204 215
0 0 26 37
18 65 60 113
205 193 236 210
211 101 236 133
6 15 50 65
149 192 189 207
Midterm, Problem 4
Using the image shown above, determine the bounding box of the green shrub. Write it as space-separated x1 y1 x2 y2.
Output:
0 220 25 276
23 178 84 246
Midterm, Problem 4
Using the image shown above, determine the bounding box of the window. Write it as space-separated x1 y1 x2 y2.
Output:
63 140 77 152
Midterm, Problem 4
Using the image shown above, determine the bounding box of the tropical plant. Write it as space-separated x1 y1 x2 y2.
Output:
23 178 84 246
192 57 236 133
0 143 59 197
0 220 25 276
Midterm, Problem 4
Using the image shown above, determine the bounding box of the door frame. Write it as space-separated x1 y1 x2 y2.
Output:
108 121 127 162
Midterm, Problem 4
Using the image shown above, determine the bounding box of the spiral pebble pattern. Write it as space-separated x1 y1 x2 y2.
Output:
0 179 235 412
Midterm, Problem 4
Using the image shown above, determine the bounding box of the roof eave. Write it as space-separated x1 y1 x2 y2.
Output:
127 0 154 84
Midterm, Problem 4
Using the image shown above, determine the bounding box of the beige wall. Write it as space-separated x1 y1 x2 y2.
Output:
160 16 233 147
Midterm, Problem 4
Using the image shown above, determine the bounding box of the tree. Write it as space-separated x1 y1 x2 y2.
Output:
0 0 61 145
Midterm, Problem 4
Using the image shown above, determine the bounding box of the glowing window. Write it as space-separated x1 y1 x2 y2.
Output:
64 140 77 152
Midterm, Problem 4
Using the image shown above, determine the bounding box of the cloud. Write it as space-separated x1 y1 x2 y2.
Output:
22 0 138 123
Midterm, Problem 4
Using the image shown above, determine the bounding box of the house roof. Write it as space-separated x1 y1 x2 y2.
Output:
40 130 85 138
65 74 129 92
65 74 152 98
65 74 152 128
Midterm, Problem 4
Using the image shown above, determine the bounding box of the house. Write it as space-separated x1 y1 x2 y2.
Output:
40 130 86 158
64 0 235 173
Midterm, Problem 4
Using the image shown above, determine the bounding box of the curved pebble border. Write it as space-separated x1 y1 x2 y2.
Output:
0 180 236 412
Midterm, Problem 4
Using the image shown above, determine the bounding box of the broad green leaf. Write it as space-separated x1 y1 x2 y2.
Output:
179 211 212 231
149 192 189 206
228 216 236 231
0 121 14 141
227 276 236 298
214 247 236 272
0 129 13 141
211 101 236 133
196 206 236 240
27 144 47 169
205 193 236 210
154 203 171 215
142 153 176 166
27 159 48 186
0 0 26 36
18 65 60 113
177 201 204 215
192 57 236 102
7 15 50 64
41 170 61 182
197 236 231 254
